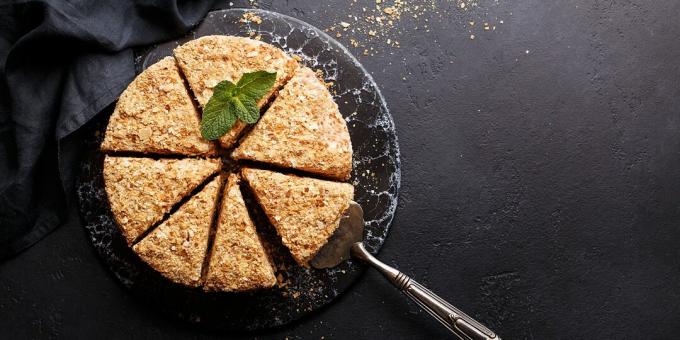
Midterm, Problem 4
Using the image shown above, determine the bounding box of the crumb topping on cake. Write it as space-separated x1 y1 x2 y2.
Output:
174 36 299 148
233 67 352 180
242 168 354 266
101 57 214 155
204 174 277 292
103 35 356 290
133 177 220 287
103 156 220 244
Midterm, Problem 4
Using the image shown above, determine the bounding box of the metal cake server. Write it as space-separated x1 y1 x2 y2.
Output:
310 201 501 340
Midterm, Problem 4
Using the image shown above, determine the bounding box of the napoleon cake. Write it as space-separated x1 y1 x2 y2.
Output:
133 177 221 287
103 156 220 244
173 35 299 148
101 57 214 156
203 174 277 292
101 34 358 291
233 67 353 180
241 168 355 266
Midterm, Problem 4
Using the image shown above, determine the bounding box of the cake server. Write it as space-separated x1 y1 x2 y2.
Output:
310 201 501 340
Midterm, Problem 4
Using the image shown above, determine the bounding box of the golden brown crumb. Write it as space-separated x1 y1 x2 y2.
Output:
203 174 277 292
101 57 214 156
103 156 220 244
173 36 299 148
241 168 354 266
240 12 263 25
233 67 353 180
133 177 220 287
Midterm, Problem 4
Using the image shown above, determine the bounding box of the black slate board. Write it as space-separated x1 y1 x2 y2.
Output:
76 9 400 331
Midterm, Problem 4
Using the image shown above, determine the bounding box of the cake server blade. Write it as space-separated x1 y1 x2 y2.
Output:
310 200 501 340
309 201 364 269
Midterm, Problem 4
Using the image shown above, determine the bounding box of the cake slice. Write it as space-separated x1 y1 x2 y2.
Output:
204 174 276 292
103 156 220 244
233 67 353 180
133 177 221 287
101 57 214 156
241 168 354 266
173 35 299 148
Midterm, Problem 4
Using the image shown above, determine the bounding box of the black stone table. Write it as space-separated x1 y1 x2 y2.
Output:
1 1 679 339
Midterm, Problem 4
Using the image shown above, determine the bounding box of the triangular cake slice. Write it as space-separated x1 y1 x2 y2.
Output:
233 67 352 180
173 35 299 148
101 57 214 156
204 174 276 292
103 156 220 244
133 177 221 287
241 168 354 266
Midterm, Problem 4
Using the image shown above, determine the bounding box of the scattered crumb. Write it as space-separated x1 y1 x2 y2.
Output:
240 12 262 25
324 0 509 57
314 69 326 82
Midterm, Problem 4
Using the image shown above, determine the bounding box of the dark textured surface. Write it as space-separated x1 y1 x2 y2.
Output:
2 0 680 339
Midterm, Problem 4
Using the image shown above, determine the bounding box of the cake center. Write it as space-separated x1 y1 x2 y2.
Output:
220 153 240 174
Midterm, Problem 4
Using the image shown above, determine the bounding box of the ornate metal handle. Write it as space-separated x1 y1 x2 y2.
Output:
351 242 500 340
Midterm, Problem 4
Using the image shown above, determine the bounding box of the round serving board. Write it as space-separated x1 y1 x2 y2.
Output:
77 8 400 330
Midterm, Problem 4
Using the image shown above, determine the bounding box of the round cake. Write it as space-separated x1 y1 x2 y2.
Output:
101 36 354 292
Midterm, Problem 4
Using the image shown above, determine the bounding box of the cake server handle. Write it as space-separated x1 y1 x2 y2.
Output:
350 242 500 340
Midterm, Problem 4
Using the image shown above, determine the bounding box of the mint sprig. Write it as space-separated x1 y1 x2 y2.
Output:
200 70 277 140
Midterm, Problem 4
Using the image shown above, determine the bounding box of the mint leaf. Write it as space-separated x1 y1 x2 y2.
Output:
212 80 237 100
201 90 237 140
199 71 277 140
236 70 277 100
232 96 259 124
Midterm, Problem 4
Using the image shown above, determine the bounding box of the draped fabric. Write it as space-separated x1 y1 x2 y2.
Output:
0 0 217 259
